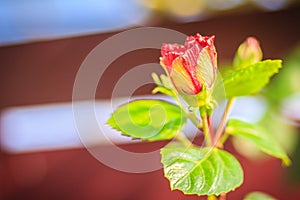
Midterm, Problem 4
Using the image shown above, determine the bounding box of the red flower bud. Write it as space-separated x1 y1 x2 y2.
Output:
160 34 217 95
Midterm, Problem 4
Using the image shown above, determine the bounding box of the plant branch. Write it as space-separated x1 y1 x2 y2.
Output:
213 98 236 147
175 132 192 146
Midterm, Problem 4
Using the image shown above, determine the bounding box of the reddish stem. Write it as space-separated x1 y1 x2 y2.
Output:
217 193 226 200
207 116 215 142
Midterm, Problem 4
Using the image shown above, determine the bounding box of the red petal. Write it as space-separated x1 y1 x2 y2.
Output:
160 34 217 94
160 43 185 68
185 34 215 49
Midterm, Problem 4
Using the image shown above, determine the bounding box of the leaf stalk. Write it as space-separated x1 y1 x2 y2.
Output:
213 98 236 147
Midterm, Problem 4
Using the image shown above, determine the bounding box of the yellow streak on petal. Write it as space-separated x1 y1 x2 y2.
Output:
171 57 195 94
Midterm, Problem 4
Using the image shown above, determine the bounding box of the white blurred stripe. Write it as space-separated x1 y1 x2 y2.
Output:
0 96 173 153
0 95 267 154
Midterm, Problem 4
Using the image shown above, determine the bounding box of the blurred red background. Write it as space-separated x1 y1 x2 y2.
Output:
1 5 300 200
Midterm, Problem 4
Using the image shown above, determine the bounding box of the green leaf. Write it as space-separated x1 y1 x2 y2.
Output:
226 119 291 166
107 100 186 141
161 142 243 196
223 60 282 98
244 191 277 200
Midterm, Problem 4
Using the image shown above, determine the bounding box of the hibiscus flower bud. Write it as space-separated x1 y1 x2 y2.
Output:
160 34 217 95
233 37 263 68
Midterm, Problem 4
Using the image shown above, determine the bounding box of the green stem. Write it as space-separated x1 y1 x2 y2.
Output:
213 98 236 147
175 132 192 146
201 111 212 147
219 133 229 146
187 111 202 129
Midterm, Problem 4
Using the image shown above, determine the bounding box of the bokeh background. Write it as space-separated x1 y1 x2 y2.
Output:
1 0 300 199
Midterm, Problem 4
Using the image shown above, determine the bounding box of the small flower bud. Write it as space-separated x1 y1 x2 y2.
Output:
233 37 263 68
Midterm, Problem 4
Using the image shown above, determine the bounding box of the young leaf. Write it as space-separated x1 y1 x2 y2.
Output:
223 60 282 98
226 119 291 166
160 74 174 89
244 191 277 200
161 142 243 196
107 100 186 141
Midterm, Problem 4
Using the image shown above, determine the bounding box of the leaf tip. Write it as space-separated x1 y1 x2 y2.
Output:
105 115 114 126
152 87 159 94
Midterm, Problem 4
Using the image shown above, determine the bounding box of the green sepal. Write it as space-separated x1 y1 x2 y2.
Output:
152 73 175 97
152 86 173 96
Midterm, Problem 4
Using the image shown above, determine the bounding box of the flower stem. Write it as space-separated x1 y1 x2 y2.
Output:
213 98 236 147
207 116 215 142
201 111 212 147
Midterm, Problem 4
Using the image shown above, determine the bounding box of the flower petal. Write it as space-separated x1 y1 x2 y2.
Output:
170 57 202 94
161 43 186 69
160 34 217 95
184 35 217 89
196 46 216 88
